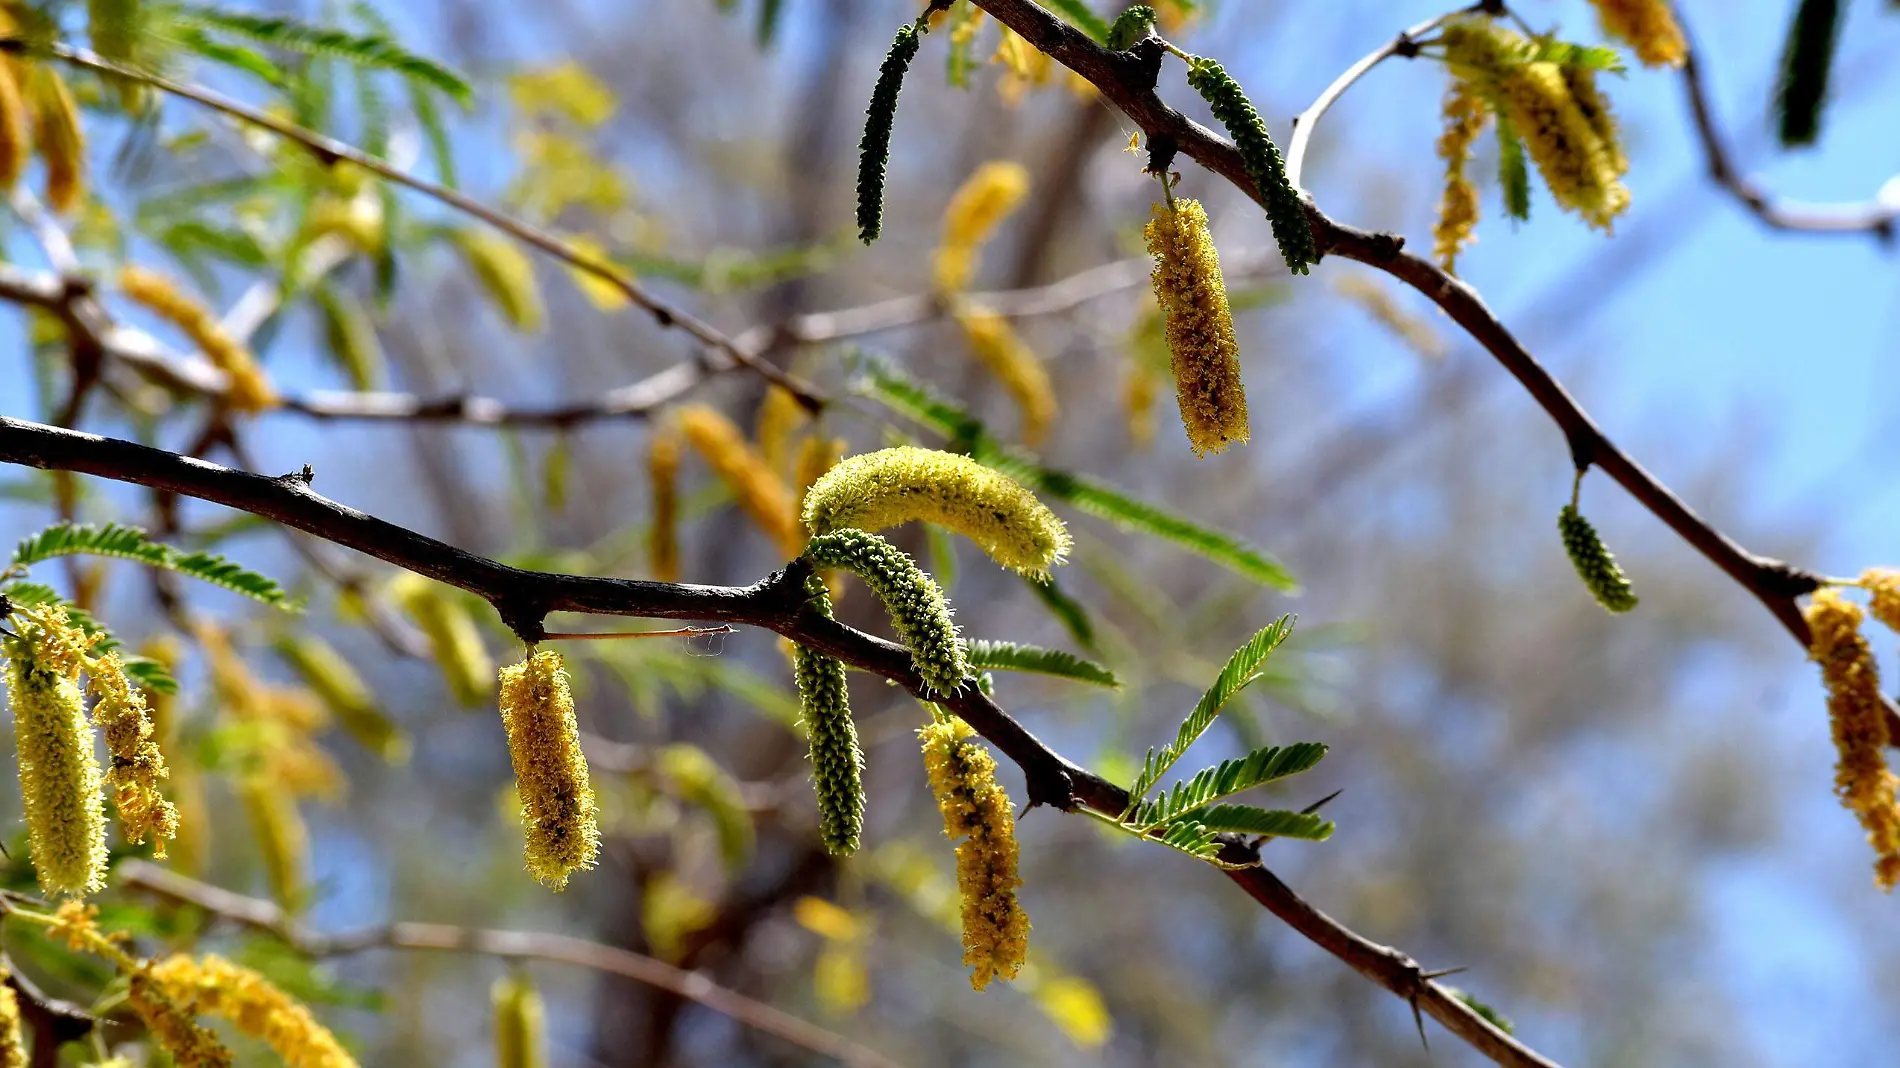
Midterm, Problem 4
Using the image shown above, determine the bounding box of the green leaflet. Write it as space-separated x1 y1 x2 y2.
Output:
1021 573 1099 654
1125 616 1294 805
856 357 1297 590
965 639 1119 689
1189 803 1332 840
163 3 473 105
1497 114 1531 221
1146 817 1222 861
1044 0 1113 43
1125 740 1327 828
12 522 295 609
856 21 924 244
1775 0 1841 146
1524 39 1625 73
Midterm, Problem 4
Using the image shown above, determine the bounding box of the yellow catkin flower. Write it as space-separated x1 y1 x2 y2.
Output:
647 424 682 581
128 968 236 1068
88 653 179 856
802 445 1070 576
919 717 1029 990
0 966 23 1068
1588 0 1687 68
389 572 494 707
149 954 357 1068
755 385 810 477
1858 568 1900 634
0 59 27 192
492 972 547 1068
675 404 804 559
497 650 600 890
1805 589 1900 891
242 778 309 909
2 614 108 898
276 634 411 764
1499 62 1629 231
1334 275 1448 359
934 161 1030 293
1562 66 1628 180
117 265 279 412
991 27 1052 107
1143 198 1249 456
29 68 83 213
1433 81 1490 273
954 304 1058 447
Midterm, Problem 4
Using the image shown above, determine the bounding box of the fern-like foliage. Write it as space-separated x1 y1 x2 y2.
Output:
1146 817 1223 862
13 523 295 609
1178 802 1331 840
1 582 177 692
1020 573 1098 654
965 639 1119 689
1497 115 1530 221
1044 0 1112 43
1125 616 1294 806
1126 741 1328 828
163 3 473 105
856 357 1297 590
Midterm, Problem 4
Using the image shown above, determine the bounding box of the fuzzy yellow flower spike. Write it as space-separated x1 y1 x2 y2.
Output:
954 304 1058 447
1144 197 1249 456
28 68 83 213
1858 568 1900 634
934 161 1030 293
675 405 804 559
0 965 22 1068
1805 589 1900 891
498 650 600 890
127 967 236 1067
492 972 548 1068
149 954 357 1068
1587 0 1686 69
1 607 108 897
647 424 682 582
88 652 179 856
801 445 1070 576
118 265 279 412
920 716 1029 990
1433 82 1489 272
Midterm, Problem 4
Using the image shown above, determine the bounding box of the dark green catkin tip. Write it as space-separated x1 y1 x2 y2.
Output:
1776 0 1841 147
857 22 924 244
795 575 864 855
805 529 967 695
1185 57 1317 275
1559 504 1638 613
1107 5 1159 51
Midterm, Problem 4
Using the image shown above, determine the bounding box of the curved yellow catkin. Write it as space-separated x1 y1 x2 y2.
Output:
389 572 494 707
954 304 1058 447
1433 81 1489 273
0 966 24 1068
2 610 108 897
647 423 682 582
1143 198 1249 456
128 967 237 1067
919 717 1028 990
1805 589 1900 891
149 954 357 1068
29 69 83 213
0 60 27 192
1588 0 1687 68
1499 61 1629 231
88 652 179 856
1562 66 1628 180
755 385 810 476
493 972 547 1068
1857 568 1900 634
276 634 411 764
241 777 309 909
801 445 1070 576
497 650 600 890
117 265 279 412
934 160 1030 293
675 404 804 558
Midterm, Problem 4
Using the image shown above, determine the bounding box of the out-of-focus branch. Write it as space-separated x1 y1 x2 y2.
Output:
116 862 900 1068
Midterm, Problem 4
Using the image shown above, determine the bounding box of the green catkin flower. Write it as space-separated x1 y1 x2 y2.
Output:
1776 0 1841 147
0 966 23 1068
1106 5 1158 51
801 446 1070 576
1144 198 1249 456
794 574 864 855
497 651 601 890
492 972 548 1068
805 529 967 695
919 716 1029 990
857 21 924 244
1558 503 1638 613
2 616 108 898
1184 57 1316 274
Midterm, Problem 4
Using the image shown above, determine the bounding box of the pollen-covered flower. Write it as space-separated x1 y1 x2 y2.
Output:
1433 82 1490 272
0 966 22 1068
794 575 863 855
802 446 1070 576
804 529 966 695
934 161 1030 293
1858 568 1900 634
954 305 1058 446
647 424 682 582
2 618 108 898
127 969 235 1068
675 405 804 558
919 716 1029 990
1144 198 1249 456
390 572 494 708
118 265 278 412
492 972 547 1068
1499 61 1629 230
149 954 358 1068
88 652 179 856
1562 66 1627 180
1558 504 1638 613
497 650 600 890
1805 589 1900 891
28 69 83 213
1587 0 1686 68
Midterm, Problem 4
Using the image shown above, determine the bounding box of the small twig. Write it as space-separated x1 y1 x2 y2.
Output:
540 625 734 642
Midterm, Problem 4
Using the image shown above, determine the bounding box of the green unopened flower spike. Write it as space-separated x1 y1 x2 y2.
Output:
802 446 1070 576
805 529 967 695
1107 5 1158 51
1558 495 1638 613
795 574 864 855
1185 57 1317 274
1776 0 1841 147
857 20 925 244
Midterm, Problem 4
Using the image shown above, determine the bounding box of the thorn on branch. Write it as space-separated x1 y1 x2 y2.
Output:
1022 763 1076 812
280 463 315 486
1145 133 1179 179
496 596 550 647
